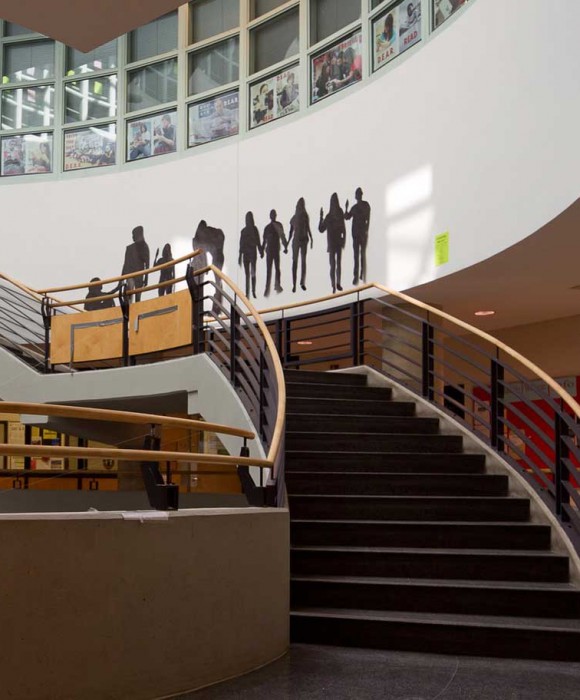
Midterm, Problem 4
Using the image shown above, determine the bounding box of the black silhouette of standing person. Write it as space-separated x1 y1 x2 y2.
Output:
238 212 262 299
319 193 346 294
345 187 371 285
122 225 150 302
288 197 313 293
153 243 175 296
262 209 288 297
192 220 226 314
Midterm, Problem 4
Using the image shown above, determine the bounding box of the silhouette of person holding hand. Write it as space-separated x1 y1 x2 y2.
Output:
84 277 116 311
319 193 346 294
288 197 313 293
262 209 288 297
153 243 175 296
238 211 262 299
122 225 150 302
345 187 371 285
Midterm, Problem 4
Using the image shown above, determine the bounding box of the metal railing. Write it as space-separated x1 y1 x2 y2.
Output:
260 284 580 550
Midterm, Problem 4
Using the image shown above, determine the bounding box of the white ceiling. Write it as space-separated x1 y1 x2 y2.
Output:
0 0 186 51
406 198 580 333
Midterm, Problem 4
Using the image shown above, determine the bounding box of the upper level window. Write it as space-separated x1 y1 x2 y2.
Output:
250 0 288 20
127 58 178 112
3 40 55 83
433 0 469 29
190 0 239 44
1 85 54 129
128 12 178 63
250 7 298 74
65 75 118 123
66 40 118 75
4 22 35 37
310 0 360 45
188 36 239 96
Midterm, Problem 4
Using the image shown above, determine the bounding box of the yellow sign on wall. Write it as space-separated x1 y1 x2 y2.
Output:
435 232 449 266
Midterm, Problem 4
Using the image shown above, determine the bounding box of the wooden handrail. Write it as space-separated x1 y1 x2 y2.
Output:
0 272 44 301
207 264 286 465
36 250 202 294
0 444 271 468
0 401 255 440
254 281 580 422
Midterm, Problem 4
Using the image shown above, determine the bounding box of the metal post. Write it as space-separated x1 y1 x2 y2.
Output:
119 282 130 367
283 317 291 368
186 263 204 355
555 408 570 522
421 321 434 401
490 358 505 452
351 296 364 367
40 295 52 373
230 301 239 386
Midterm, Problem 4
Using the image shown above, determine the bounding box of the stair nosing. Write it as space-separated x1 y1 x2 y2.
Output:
290 545 566 558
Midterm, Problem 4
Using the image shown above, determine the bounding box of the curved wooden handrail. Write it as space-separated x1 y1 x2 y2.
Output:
0 401 255 440
207 264 286 465
36 250 202 295
0 444 271 468
255 281 580 421
0 272 44 301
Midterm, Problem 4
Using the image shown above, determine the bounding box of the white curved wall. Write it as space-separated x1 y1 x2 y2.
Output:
1 0 577 301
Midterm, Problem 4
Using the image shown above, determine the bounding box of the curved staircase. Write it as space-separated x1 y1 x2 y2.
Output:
285 369 580 661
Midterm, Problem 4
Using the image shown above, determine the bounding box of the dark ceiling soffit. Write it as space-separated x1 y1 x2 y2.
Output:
0 0 187 52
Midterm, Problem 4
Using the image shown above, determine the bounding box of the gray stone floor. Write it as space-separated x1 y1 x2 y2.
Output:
179 644 580 699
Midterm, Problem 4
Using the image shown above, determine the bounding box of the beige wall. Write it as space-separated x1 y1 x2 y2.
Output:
0 507 289 700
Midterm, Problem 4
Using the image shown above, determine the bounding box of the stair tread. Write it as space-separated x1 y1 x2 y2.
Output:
287 471 502 477
289 494 525 501
290 574 578 591
290 519 546 527
291 545 565 558
290 607 580 631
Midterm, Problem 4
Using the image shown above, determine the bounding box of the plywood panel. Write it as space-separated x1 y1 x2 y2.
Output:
129 289 192 356
51 308 124 364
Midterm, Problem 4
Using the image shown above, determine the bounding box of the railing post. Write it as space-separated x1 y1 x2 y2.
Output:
119 282 130 367
490 358 505 452
230 298 239 385
283 317 291 368
350 295 364 367
421 320 434 401
275 316 283 360
259 347 266 443
555 408 571 522
140 428 179 511
186 263 204 354
40 295 52 374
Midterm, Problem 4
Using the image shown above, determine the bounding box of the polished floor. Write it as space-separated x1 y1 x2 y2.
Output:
181 644 580 699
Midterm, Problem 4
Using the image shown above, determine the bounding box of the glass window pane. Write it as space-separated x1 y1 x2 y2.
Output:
1 132 53 176
3 40 55 83
128 11 178 62
66 40 117 75
250 0 288 20
1 85 54 129
4 22 35 36
190 0 239 44
127 58 177 112
188 36 239 96
310 0 360 45
64 124 117 171
65 75 118 123
250 8 299 74
433 0 469 29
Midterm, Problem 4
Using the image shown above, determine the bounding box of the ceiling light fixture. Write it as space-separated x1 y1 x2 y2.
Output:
474 310 496 317
296 340 313 346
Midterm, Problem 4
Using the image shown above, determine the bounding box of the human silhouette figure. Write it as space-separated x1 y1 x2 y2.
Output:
319 193 346 294
288 198 313 293
153 243 175 296
84 278 116 311
262 209 288 297
238 211 262 299
122 225 150 302
345 187 371 285
192 220 226 314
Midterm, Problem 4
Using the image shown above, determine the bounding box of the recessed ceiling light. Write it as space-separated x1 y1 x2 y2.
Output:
296 340 313 346
474 310 495 317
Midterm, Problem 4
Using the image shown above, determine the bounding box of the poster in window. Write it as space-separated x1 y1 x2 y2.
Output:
188 90 239 147
1 133 53 177
126 110 177 162
373 0 421 72
249 64 299 130
310 31 363 105
64 125 117 171
433 0 468 29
